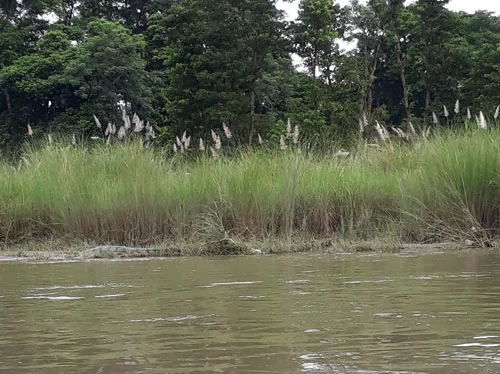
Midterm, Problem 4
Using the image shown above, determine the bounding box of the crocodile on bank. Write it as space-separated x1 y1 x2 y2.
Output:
81 241 263 259
81 246 170 259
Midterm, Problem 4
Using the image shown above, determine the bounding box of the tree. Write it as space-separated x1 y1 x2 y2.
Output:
461 11 500 112
292 0 348 135
0 29 76 142
350 0 388 134
156 0 287 143
63 20 151 130
384 0 412 126
409 0 453 126
293 0 346 83
0 20 151 142
239 0 287 144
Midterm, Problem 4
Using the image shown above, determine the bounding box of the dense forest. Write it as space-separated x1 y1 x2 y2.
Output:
1 0 500 149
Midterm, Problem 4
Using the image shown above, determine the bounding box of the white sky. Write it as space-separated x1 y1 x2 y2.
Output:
277 0 500 20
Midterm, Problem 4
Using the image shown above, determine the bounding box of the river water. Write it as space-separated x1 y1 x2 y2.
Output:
1 250 500 373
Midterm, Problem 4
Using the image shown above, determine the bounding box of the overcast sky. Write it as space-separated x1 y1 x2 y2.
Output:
277 0 500 20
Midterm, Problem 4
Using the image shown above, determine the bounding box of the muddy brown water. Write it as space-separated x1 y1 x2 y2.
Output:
1 250 500 373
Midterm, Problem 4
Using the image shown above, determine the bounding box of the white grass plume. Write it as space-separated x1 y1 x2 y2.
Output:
375 121 389 141
132 113 140 127
93 114 102 129
421 126 431 138
391 126 406 138
210 129 221 149
408 121 416 136
122 109 131 130
118 126 126 140
145 122 155 140
479 111 487 129
105 122 113 136
292 125 299 144
133 120 144 133
222 123 232 139
210 146 219 160
432 111 438 125
279 135 287 150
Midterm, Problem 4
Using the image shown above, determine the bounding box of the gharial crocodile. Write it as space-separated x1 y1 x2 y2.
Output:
80 243 263 258
80 246 168 259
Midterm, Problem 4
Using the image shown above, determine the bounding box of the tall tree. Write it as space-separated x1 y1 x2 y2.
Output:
157 0 286 143
294 0 344 82
292 0 348 134
409 0 453 126
240 0 287 144
63 20 151 129
0 20 151 140
350 0 388 135
384 0 412 126
461 11 500 112
0 29 76 142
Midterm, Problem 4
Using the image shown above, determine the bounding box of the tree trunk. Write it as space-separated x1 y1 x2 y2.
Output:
2 88 11 113
387 0 411 126
424 87 431 128
395 43 410 125
367 79 374 118
358 38 380 136
248 85 255 146
326 72 335 127
358 97 365 136
2 87 15 142
400 60 410 124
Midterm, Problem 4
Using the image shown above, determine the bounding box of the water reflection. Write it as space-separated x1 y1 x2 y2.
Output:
0 251 500 373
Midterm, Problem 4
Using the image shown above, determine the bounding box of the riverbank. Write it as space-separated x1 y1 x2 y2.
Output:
1 128 499 255
0 236 495 261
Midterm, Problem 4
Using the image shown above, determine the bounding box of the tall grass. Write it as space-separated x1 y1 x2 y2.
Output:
403 129 500 243
1 129 499 249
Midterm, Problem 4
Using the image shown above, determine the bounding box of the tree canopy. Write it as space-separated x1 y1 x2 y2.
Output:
1 0 500 148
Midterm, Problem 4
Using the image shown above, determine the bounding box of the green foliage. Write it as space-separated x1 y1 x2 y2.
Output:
0 29 76 142
1 0 500 151
293 0 346 81
0 20 150 144
64 20 151 129
150 0 288 143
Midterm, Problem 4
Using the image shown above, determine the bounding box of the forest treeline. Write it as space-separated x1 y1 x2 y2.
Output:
1 0 500 148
